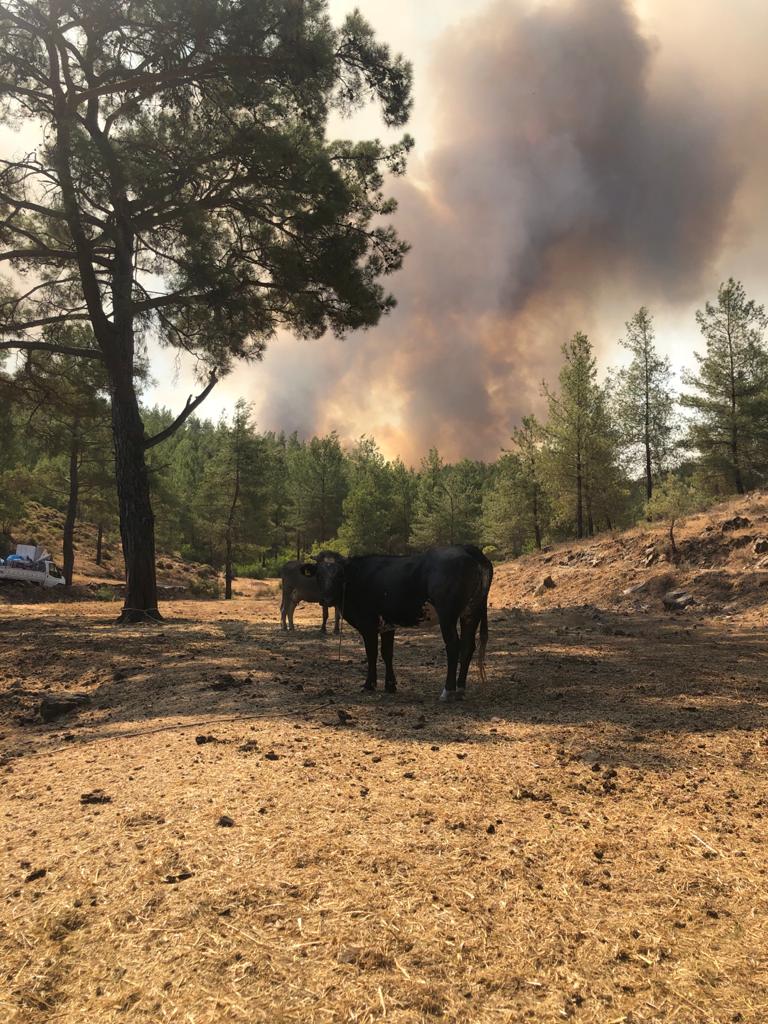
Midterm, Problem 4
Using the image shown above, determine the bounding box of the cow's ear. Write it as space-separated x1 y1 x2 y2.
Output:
300 562 318 577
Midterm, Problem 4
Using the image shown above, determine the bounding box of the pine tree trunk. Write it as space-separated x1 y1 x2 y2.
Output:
532 488 542 550
224 457 240 601
63 424 79 587
669 518 677 556
111 380 161 622
727 315 745 495
644 346 653 501
224 532 234 600
96 522 103 566
575 453 584 539
732 426 745 494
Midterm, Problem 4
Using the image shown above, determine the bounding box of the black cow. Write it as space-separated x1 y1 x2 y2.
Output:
280 552 342 633
301 545 493 701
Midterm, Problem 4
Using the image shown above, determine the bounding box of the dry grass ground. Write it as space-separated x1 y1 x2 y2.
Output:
2 504 768 1023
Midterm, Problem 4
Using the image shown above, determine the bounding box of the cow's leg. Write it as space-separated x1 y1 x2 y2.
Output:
439 617 460 703
456 614 478 698
320 602 329 633
333 606 341 634
280 592 288 631
361 628 379 691
380 630 397 693
287 594 297 631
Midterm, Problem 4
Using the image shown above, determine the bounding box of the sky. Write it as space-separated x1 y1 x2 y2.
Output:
6 0 768 464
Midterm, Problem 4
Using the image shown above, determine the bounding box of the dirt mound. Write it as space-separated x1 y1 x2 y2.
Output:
491 490 768 621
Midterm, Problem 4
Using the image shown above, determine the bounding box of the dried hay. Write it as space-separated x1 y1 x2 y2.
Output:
2 552 768 1022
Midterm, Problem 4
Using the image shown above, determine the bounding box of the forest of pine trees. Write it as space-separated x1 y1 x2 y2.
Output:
3 279 768 588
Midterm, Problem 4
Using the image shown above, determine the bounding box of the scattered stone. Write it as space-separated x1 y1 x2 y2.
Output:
24 868 47 882
623 581 648 596
336 709 353 725
732 534 755 548
722 516 751 531
753 538 768 554
663 589 695 611
80 790 111 805
264 751 280 761
195 734 219 745
209 673 248 691
534 575 556 596
163 872 193 884
337 946 362 965
40 693 91 723
217 815 235 828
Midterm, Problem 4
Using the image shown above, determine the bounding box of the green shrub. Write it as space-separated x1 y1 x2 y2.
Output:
188 576 221 598
234 557 285 579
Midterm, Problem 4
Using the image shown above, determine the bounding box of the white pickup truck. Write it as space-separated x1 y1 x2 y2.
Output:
0 544 66 588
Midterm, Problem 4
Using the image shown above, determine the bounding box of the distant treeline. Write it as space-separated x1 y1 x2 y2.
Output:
2 279 767 584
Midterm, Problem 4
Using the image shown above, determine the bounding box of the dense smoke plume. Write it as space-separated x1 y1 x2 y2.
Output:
245 0 763 462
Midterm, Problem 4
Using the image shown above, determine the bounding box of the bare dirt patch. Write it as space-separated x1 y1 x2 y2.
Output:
2 572 768 1022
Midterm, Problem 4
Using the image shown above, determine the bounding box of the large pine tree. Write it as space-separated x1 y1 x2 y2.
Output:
0 0 412 619
544 333 626 537
611 307 676 500
681 279 768 494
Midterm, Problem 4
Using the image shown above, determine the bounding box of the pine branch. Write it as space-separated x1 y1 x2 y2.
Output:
0 338 104 359
143 372 218 450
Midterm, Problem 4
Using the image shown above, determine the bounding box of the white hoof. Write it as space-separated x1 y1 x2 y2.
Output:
440 688 456 703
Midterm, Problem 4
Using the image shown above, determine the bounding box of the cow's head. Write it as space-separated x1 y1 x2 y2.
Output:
300 551 346 604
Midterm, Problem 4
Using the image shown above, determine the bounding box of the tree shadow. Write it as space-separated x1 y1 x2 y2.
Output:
1 602 766 774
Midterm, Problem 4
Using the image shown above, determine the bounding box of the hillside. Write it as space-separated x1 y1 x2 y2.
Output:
491 491 768 624
2 503 220 600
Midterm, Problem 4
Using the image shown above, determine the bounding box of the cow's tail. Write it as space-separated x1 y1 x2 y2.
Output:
476 559 493 685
